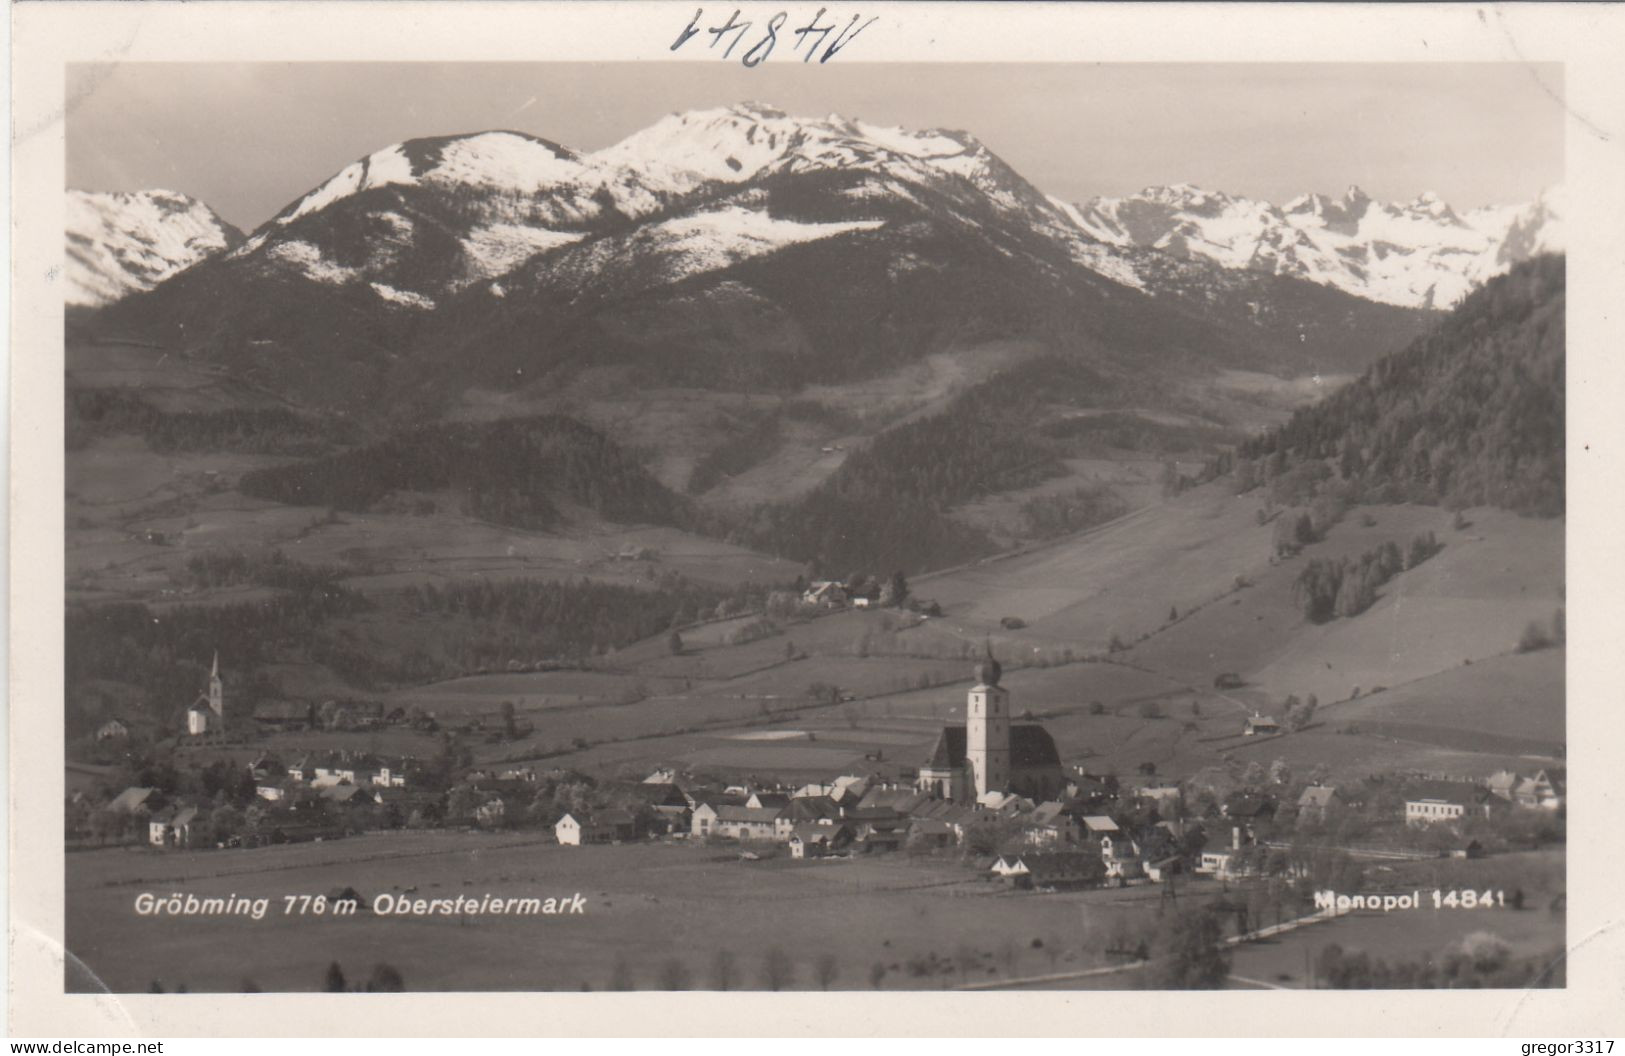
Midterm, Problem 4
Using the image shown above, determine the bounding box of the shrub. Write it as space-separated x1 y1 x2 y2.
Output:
1517 622 1552 653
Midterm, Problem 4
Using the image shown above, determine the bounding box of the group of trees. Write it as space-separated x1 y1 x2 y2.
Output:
726 354 1188 575
180 547 349 593
1020 484 1129 540
1314 937 1562 989
1290 533 1437 623
685 413 781 496
66 585 367 734
67 388 346 457
400 574 754 664
239 415 687 532
1225 256 1565 518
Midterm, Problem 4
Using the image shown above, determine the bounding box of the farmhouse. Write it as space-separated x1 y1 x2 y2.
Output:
907 817 959 850
691 803 781 841
1513 769 1565 811
915 655 1064 803
1022 801 1080 847
990 852 1103 890
1297 785 1341 823
801 581 849 607
148 806 200 848
788 822 854 858
1097 831 1142 880
1243 713 1281 736
95 719 129 742
319 784 379 807
556 811 636 846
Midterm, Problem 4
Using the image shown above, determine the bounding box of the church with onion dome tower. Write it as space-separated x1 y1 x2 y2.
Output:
915 648 1064 804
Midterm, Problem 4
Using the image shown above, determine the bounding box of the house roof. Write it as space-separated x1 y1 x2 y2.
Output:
1406 780 1489 805
790 822 851 842
922 725 1062 770
1081 815 1120 833
857 787 929 813
1029 801 1068 826
109 787 156 812
1223 793 1278 817
320 785 374 802
748 792 791 809
783 796 842 821
1299 786 1339 808
1003 852 1102 879
154 805 200 826
714 805 781 823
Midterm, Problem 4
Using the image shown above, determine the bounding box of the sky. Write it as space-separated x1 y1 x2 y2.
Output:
66 62 1565 232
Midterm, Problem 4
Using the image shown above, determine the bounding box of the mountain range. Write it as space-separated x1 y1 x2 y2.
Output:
1059 182 1563 309
67 103 1563 541
69 103 1558 317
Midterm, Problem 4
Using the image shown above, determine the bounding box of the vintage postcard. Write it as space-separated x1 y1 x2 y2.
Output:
10 0 1625 1038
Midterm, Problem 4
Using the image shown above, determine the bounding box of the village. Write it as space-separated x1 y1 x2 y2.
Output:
72 644 1566 905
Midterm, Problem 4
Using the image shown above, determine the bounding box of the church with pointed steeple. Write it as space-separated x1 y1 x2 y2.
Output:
915 648 1064 804
186 652 225 736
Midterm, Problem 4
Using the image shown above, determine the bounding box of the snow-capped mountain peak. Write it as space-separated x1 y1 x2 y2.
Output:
1059 182 1559 308
271 130 585 227
66 189 243 307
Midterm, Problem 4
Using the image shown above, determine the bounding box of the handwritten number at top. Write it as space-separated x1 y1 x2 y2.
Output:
671 7 877 65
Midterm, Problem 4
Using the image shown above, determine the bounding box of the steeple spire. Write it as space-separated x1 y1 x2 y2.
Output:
211 651 219 679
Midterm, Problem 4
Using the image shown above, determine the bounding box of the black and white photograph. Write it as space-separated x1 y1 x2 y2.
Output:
12 0 1625 1038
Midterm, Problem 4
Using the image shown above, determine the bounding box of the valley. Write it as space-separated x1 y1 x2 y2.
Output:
60 98 1566 995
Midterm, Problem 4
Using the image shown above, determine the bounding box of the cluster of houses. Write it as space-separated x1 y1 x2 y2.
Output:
98 750 438 849
1402 768 1565 825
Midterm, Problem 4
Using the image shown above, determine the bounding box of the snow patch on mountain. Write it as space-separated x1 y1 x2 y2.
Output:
66 189 242 307
554 206 888 290
462 224 586 282
264 240 360 285
370 282 436 309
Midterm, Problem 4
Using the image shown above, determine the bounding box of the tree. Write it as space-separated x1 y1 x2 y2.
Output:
366 963 405 992
1150 907 1231 989
658 958 692 990
887 570 910 608
762 947 793 991
814 952 840 990
1518 621 1552 653
500 700 518 740
324 962 347 992
667 630 684 656
1168 605 1179 623
711 949 736 991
